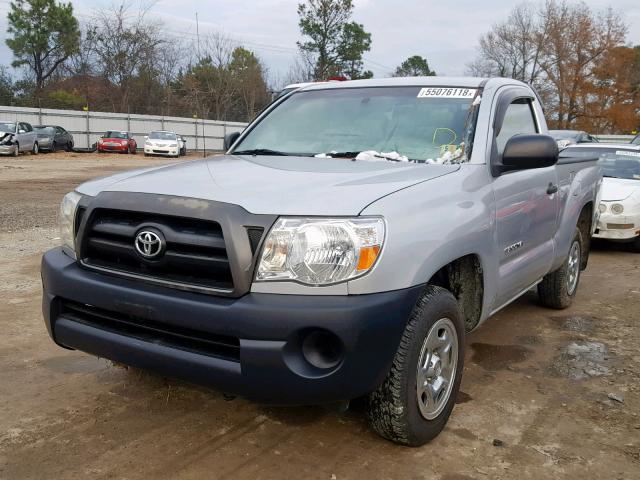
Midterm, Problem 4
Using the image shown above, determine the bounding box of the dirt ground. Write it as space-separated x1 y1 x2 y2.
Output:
1 152 639 480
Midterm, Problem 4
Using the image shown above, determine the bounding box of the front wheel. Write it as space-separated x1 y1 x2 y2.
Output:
13 143 19 156
31 142 38 155
538 228 583 309
366 285 464 446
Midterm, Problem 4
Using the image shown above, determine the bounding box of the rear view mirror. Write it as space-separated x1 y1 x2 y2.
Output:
494 134 558 175
224 132 241 151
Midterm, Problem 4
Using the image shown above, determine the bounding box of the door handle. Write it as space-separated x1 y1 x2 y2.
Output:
546 183 558 195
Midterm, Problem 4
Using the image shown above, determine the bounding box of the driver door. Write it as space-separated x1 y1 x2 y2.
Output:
491 91 558 308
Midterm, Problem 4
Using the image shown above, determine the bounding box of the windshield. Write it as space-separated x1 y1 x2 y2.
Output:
633 135 640 145
233 86 479 163
0 123 16 133
34 126 55 133
563 147 640 180
149 131 177 140
549 130 579 140
104 131 128 139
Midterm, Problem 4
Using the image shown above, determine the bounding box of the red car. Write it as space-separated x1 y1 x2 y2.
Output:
97 131 137 154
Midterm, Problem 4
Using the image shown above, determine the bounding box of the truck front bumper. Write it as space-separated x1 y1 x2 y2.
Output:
42 248 422 404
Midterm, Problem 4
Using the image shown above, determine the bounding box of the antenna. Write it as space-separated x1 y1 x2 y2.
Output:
196 12 201 60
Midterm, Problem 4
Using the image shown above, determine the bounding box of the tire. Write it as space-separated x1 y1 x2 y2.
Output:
366 285 465 446
51 141 57 152
13 143 19 156
631 236 640 253
66 141 73 152
538 228 583 309
31 142 38 155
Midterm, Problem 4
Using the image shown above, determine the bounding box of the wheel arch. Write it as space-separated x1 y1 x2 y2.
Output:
577 201 593 270
426 254 485 332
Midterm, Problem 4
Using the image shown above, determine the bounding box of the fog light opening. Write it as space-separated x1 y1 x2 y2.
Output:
301 330 343 370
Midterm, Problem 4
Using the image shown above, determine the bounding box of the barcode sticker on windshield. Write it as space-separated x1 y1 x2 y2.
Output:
417 88 477 99
616 150 640 157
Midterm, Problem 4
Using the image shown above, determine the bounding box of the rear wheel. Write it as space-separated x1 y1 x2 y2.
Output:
366 285 464 446
538 229 583 309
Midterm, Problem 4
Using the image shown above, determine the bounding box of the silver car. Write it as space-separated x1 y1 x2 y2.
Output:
33 125 75 152
0 121 38 156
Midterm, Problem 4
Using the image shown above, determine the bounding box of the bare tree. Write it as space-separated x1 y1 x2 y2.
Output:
468 3 546 84
87 2 165 112
467 0 628 131
539 1 626 127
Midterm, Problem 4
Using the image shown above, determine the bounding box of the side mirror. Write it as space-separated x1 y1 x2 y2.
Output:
18 129 25 134
223 131 241 151
144 135 148 140
495 134 558 175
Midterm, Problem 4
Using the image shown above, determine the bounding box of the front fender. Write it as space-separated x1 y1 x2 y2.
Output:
349 164 497 320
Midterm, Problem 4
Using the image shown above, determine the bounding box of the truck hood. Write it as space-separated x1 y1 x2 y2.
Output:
601 177 640 201
77 154 460 215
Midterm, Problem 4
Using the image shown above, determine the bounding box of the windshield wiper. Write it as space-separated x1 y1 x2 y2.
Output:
232 148 292 156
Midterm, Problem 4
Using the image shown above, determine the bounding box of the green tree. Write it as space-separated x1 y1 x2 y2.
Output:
6 0 80 90
0 67 15 104
297 0 372 80
337 22 372 79
229 47 270 120
393 55 436 77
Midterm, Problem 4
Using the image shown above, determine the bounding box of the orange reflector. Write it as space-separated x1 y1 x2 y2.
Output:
357 245 381 271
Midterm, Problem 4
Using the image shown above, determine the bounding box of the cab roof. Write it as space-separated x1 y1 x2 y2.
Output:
297 76 528 92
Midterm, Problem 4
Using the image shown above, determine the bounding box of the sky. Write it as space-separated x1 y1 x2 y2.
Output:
0 0 638 83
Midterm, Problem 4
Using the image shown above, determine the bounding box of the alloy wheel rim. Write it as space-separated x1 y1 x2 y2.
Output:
567 241 580 295
416 317 458 420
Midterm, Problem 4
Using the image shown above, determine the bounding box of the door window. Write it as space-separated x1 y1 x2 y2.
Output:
495 99 538 155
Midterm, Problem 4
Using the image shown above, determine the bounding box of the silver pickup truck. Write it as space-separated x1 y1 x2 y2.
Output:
41 77 601 446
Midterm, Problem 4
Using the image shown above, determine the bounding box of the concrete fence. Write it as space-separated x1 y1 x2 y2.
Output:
0 105 248 151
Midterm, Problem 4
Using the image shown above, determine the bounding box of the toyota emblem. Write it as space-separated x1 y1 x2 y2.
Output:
134 230 165 259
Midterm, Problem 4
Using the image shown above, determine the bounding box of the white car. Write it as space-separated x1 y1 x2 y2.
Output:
144 131 182 157
563 144 640 251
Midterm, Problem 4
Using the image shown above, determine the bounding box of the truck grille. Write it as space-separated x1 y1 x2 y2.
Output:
59 300 240 362
80 209 233 291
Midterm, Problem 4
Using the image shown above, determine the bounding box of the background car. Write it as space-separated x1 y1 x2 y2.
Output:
33 125 74 152
0 121 38 156
97 131 136 154
562 143 640 251
632 133 640 145
550 129 599 149
143 131 181 157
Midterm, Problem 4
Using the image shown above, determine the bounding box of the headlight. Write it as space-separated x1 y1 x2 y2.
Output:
59 191 82 255
611 203 624 215
169 143 178 147
256 217 385 286
145 141 152 146
598 203 607 214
